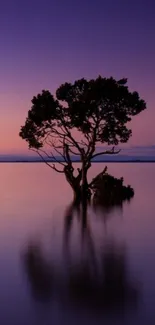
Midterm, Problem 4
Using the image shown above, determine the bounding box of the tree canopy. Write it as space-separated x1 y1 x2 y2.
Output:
19 76 146 200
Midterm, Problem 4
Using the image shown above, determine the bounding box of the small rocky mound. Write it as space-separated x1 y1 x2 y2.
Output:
91 171 134 207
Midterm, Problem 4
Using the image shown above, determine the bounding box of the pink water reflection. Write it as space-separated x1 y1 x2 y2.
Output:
0 162 155 324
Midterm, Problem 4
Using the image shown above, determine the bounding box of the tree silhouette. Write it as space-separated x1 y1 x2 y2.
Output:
19 76 146 202
92 170 134 207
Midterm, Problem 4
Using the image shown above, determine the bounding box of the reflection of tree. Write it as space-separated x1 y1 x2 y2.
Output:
22 242 53 302
68 240 138 313
63 198 124 253
22 202 140 315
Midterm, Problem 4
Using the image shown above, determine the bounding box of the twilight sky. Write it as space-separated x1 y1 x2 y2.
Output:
0 0 155 154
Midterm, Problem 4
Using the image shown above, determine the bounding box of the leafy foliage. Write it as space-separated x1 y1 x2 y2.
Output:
92 170 134 207
19 76 146 177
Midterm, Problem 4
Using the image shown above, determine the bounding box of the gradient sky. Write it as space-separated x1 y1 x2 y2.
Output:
0 0 155 154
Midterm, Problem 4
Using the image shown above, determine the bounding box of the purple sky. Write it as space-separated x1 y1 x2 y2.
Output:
0 0 155 153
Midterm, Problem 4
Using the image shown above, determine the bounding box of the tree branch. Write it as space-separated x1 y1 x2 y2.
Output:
45 138 68 163
68 146 80 156
64 143 74 171
59 116 83 154
39 148 66 166
89 166 107 187
91 147 121 160
30 149 64 172
51 164 64 173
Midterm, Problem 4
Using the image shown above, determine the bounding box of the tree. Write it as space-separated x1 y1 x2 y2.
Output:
19 76 146 202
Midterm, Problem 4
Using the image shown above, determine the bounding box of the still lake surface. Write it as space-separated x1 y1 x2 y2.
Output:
0 162 155 325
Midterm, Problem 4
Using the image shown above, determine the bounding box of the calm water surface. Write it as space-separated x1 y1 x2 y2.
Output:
0 163 155 325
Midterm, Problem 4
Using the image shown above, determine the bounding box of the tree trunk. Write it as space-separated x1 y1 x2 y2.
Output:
73 187 82 205
64 167 82 205
81 162 91 204
64 161 91 205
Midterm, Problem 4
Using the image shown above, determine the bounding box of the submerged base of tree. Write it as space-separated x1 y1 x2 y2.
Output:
91 172 134 208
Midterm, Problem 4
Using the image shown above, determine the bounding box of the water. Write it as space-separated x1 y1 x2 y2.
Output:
0 162 155 324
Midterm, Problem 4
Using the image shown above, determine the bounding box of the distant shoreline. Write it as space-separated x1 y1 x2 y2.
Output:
0 160 155 163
